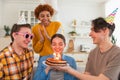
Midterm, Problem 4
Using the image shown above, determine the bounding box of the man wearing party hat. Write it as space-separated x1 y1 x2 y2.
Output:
0 13 34 80
55 8 120 80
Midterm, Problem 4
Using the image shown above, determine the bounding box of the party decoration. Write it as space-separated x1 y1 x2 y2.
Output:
105 8 118 25
17 12 27 24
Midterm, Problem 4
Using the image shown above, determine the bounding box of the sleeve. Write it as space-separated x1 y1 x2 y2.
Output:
70 58 77 70
85 53 91 72
56 26 62 34
103 52 120 80
54 21 62 34
33 57 48 80
65 56 78 80
85 50 94 73
32 27 44 53
70 58 78 80
0 60 3 79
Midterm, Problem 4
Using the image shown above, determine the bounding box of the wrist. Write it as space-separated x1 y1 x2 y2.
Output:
45 66 51 74
66 66 73 73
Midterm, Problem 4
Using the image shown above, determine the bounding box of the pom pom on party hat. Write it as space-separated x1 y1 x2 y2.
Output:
17 12 27 24
105 8 118 25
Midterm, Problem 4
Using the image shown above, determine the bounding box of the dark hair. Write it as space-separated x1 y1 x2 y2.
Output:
51 34 66 44
34 4 54 19
92 17 115 36
10 24 31 41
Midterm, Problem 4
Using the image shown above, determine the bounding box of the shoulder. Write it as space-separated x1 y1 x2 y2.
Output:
112 45 120 52
32 23 40 30
63 55 75 62
110 45 120 58
89 47 99 56
0 47 9 57
51 21 61 26
52 21 61 24
26 49 34 57
40 55 53 61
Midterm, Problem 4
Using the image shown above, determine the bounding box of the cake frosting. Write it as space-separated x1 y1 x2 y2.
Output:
45 58 67 66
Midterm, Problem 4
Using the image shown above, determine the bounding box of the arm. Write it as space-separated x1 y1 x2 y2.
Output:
33 57 49 80
42 22 61 40
0 62 3 79
42 25 51 40
67 57 78 80
32 27 44 53
60 66 109 80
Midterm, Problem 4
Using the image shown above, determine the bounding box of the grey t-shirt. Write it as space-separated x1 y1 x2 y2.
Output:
85 45 120 80
50 70 64 80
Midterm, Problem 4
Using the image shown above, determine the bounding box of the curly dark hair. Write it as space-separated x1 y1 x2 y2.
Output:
34 4 54 19
92 17 115 36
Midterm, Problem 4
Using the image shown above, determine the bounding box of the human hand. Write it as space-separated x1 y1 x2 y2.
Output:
45 65 53 74
42 25 51 40
45 65 60 74
38 28 44 42
52 65 71 72
0 63 3 70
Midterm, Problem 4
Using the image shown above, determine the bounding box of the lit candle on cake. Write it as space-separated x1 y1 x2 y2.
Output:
53 52 61 60
46 53 67 66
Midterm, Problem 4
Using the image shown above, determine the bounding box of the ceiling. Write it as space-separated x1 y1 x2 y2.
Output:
4 0 109 3
86 0 109 3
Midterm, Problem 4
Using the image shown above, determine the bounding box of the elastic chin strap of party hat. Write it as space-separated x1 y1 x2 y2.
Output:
105 8 118 25
17 12 27 25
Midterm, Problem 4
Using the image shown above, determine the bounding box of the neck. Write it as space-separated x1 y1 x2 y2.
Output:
98 41 113 53
12 42 24 55
40 22 50 27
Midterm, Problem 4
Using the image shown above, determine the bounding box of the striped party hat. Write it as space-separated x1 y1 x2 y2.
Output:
105 8 118 25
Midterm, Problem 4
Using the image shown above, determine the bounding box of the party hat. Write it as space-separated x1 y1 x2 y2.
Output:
105 8 118 25
17 12 27 24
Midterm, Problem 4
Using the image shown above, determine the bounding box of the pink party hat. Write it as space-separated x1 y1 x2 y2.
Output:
105 8 118 25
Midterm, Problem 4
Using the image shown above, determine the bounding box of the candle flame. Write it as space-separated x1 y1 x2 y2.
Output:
53 52 61 60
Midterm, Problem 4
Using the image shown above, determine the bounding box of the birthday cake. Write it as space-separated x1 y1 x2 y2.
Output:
45 58 67 66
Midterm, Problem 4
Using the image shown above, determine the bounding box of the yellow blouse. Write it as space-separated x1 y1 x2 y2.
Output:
32 21 61 56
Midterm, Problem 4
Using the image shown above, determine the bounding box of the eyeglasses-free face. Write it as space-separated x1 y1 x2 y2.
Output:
16 32 33 39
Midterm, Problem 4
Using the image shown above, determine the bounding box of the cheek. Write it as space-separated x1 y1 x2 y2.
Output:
51 46 55 50
39 18 42 21
100 36 105 41
59 46 65 51
47 17 51 20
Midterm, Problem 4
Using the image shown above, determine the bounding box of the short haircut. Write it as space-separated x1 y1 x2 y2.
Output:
51 34 66 44
92 17 115 36
10 24 31 41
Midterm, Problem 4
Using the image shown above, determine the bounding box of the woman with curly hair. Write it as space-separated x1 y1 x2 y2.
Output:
32 4 62 57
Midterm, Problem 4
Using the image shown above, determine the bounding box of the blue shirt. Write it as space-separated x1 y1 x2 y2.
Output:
33 54 78 80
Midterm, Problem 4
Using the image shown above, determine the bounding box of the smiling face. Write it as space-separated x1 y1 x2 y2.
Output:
13 27 32 49
38 11 51 26
51 37 66 55
89 26 107 45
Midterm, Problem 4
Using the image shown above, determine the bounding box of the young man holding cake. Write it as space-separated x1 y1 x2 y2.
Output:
56 8 120 80
33 34 78 80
